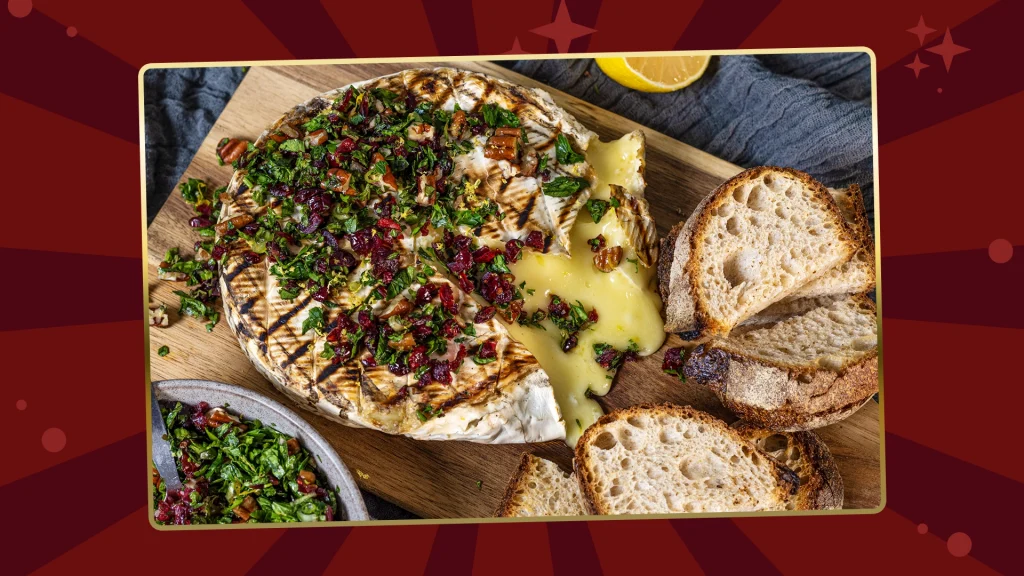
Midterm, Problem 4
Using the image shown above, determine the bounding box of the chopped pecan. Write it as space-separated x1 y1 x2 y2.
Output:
380 298 413 319
297 470 317 485
323 168 352 194
268 132 288 143
502 299 524 323
217 138 248 164
520 148 538 177
241 495 258 512
388 332 416 351
278 123 300 139
214 214 254 236
370 152 398 190
494 127 523 138
406 122 435 143
149 304 169 328
286 438 300 455
593 246 623 273
305 129 327 147
416 173 437 205
487 135 520 149
449 110 467 138
484 134 520 161
232 506 252 521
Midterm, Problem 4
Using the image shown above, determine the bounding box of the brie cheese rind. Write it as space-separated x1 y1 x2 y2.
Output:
219 69 612 443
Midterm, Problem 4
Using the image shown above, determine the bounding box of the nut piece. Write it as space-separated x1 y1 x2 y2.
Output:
380 298 413 319
305 129 328 147
449 110 467 138
217 138 249 164
214 214 254 236
388 332 416 351
323 168 352 194
593 246 623 273
149 304 169 327
406 122 436 143
484 134 520 161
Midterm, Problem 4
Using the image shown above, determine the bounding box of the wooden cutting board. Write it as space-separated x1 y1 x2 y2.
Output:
146 61 882 519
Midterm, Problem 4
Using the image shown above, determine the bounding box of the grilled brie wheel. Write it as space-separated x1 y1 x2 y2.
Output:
218 68 663 444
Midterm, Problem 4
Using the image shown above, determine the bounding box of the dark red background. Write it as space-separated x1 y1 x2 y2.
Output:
1 0 1020 574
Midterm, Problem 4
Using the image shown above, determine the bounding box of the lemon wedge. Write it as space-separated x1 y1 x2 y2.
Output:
595 55 711 93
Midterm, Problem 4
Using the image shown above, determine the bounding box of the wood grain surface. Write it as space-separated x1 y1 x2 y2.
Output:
146 61 881 519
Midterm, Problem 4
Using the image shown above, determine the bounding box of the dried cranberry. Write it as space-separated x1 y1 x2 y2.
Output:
588 309 599 323
589 234 606 253
311 158 327 170
662 347 685 372
315 258 328 274
431 360 452 384
179 448 198 479
294 188 315 204
298 213 323 234
331 249 356 269
457 272 475 294
472 246 496 263
349 228 373 255
525 231 545 251
548 298 569 319
337 137 356 153
505 239 524 263
242 251 263 265
361 356 377 368
196 203 212 217
325 506 335 521
211 245 226 259
371 245 398 279
441 319 461 339
357 310 373 329
189 217 212 228
562 334 579 353
267 244 284 262
416 283 438 306
334 342 353 364
408 346 428 370
376 217 401 231
478 340 497 359
596 349 618 370
241 222 260 235
438 284 457 314
389 361 410 376
447 247 473 273
411 320 433 339
312 285 330 302
479 272 514 305
268 183 292 197
321 229 339 248
474 306 497 324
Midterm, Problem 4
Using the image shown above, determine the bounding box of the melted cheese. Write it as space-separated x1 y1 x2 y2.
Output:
505 134 666 446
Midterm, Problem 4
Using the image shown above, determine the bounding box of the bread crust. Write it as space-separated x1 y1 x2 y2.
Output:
660 167 858 339
573 403 799 515
684 294 879 431
732 422 844 510
494 453 539 517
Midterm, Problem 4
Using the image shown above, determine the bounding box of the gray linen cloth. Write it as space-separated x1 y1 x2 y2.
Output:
143 54 874 519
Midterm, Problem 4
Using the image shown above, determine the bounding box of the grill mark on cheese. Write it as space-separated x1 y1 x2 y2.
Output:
517 194 536 229
222 258 255 284
268 294 314 335
282 342 311 370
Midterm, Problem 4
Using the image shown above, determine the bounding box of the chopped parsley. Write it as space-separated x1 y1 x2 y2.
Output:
481 103 521 128
542 176 589 198
157 345 170 357
585 198 610 223
555 133 585 165
153 400 341 524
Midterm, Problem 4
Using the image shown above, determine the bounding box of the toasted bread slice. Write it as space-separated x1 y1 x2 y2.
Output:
574 404 802 514
784 185 875 301
659 167 858 340
684 294 878 431
495 453 586 517
733 422 844 509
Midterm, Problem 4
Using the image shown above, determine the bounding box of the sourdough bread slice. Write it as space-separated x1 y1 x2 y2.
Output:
733 422 844 509
784 185 875 301
684 294 878 431
659 167 858 340
495 453 586 517
574 404 800 514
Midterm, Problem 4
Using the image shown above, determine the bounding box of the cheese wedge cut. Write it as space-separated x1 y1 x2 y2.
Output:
505 131 665 446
